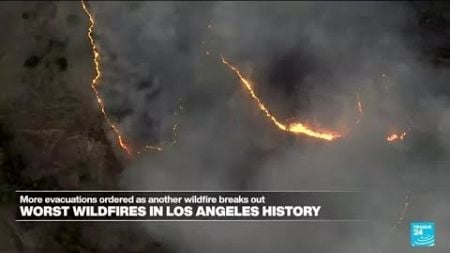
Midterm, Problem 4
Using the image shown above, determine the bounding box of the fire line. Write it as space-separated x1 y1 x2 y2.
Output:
81 0 133 156
81 1 181 155
221 57 342 141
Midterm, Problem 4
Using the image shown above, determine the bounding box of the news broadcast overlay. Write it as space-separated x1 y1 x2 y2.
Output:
16 191 367 221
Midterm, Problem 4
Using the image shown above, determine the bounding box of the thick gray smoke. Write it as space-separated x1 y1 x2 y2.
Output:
88 2 450 252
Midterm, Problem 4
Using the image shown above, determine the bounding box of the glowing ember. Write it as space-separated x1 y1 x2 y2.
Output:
386 132 407 142
221 57 342 141
144 145 163 152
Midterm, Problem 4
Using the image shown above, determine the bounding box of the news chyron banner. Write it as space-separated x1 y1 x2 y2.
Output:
16 191 367 221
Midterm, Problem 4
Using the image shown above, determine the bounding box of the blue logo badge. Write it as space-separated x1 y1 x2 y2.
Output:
410 222 435 247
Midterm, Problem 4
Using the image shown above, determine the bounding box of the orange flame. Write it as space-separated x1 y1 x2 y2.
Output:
386 131 407 142
222 57 342 141
81 0 133 156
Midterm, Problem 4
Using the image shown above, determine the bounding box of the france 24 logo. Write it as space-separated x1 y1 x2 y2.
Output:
410 222 435 247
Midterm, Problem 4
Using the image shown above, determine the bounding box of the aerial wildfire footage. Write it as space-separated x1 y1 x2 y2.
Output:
81 1 407 157
3 1 449 253
77 1 420 251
